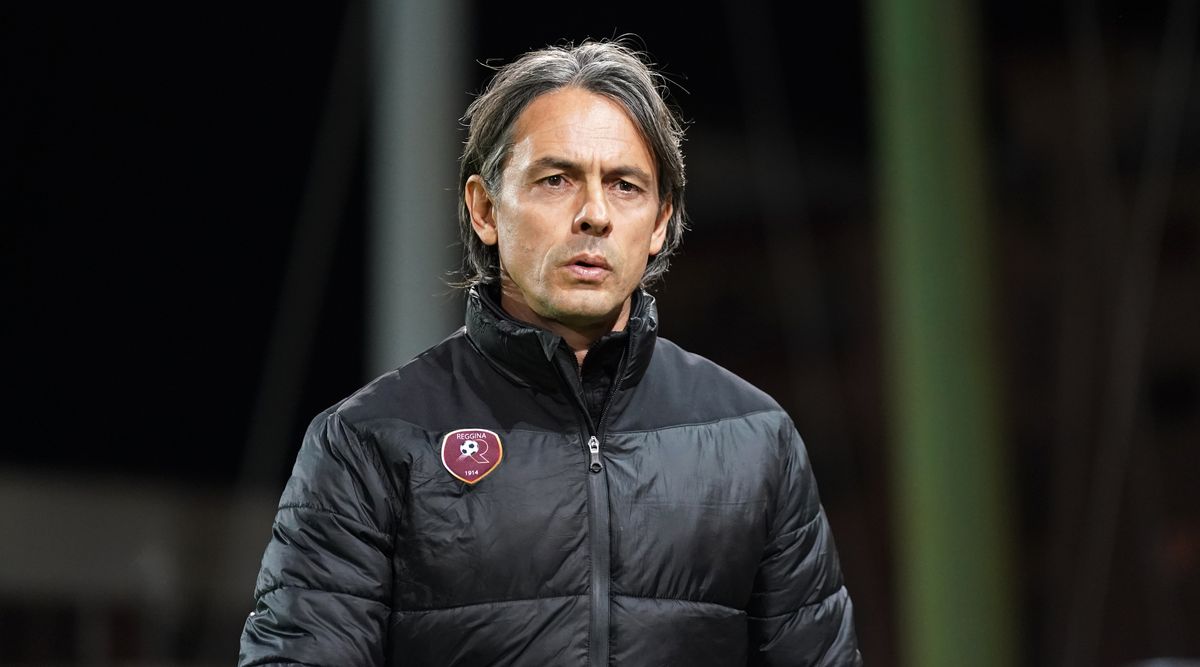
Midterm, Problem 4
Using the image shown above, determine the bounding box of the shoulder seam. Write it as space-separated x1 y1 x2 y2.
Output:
327 413 398 535
391 593 585 615
612 593 745 614
257 582 389 606
275 503 390 540
343 415 573 438
748 584 849 621
611 407 786 436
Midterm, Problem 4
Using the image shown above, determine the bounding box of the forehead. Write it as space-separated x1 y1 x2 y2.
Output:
506 88 656 177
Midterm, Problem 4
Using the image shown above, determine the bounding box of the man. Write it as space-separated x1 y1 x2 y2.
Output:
240 40 861 666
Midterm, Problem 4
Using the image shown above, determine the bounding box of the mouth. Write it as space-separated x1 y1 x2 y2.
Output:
564 253 612 281
567 254 612 271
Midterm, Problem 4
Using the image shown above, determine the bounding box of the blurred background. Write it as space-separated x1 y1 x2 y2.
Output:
3 0 1197 665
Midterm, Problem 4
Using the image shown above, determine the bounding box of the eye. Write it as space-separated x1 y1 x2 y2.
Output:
615 180 641 194
543 174 565 187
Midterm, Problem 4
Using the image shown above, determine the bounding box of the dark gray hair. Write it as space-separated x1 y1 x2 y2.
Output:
457 39 687 288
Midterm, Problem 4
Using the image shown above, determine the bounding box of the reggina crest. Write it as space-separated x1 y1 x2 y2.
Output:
440 428 504 484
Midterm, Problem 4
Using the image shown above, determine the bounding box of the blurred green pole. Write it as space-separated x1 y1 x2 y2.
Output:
867 1 1018 665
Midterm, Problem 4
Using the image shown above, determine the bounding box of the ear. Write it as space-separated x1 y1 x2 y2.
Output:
648 197 672 256
465 175 498 246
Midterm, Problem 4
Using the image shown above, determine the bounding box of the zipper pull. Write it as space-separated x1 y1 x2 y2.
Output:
587 436 602 473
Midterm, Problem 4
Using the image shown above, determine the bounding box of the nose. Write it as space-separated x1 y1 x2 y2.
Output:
573 183 611 237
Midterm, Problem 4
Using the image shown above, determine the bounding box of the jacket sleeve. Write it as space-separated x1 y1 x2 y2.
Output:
239 410 396 667
746 422 862 666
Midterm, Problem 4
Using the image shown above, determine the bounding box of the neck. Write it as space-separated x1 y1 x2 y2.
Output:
498 284 632 368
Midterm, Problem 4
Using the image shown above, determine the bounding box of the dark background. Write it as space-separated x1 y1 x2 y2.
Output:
4 1 1198 664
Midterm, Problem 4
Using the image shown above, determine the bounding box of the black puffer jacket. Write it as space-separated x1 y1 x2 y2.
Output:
240 286 861 666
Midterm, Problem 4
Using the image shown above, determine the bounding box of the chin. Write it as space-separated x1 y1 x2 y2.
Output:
545 290 623 324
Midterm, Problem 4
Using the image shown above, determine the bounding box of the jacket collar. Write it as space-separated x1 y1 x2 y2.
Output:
465 282 658 394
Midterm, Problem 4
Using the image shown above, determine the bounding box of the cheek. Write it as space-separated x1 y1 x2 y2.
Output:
622 252 651 284
495 220 549 278
499 224 532 256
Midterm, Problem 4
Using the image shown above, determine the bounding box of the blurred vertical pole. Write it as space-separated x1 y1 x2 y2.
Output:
368 0 466 376
867 1 1017 666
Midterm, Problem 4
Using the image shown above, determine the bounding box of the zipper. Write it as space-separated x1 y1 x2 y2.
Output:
585 456 610 666
584 346 628 665
586 345 628 473
587 435 602 473
557 340 630 666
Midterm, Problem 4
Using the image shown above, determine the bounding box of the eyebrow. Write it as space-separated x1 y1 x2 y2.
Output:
529 156 654 185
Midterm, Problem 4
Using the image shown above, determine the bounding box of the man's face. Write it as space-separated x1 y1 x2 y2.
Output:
466 87 671 334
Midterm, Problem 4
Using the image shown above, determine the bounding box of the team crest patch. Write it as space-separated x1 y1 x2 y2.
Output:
440 428 503 484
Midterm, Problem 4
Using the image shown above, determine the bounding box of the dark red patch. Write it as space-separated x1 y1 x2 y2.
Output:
440 428 504 484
